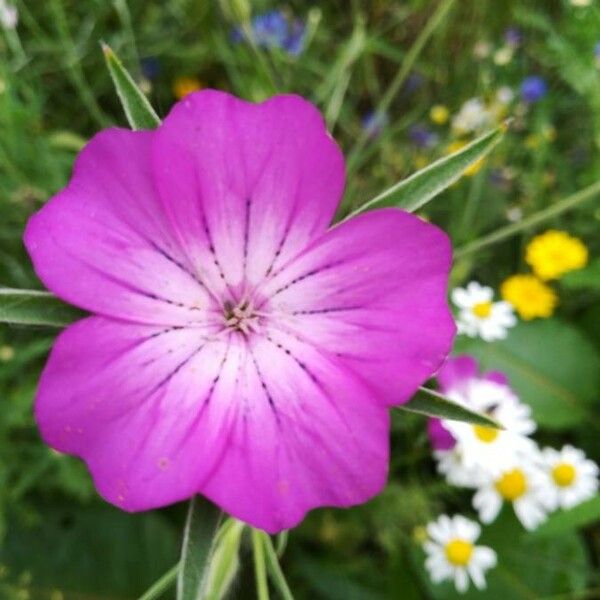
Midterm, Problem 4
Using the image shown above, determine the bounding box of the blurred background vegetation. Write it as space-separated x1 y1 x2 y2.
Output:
0 0 599 598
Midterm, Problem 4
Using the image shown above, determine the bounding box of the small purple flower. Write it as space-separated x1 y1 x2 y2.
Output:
595 42 600 61
520 76 547 103
403 72 425 96
504 27 522 47
232 10 306 56
140 57 160 80
409 125 438 149
361 110 389 138
25 90 455 532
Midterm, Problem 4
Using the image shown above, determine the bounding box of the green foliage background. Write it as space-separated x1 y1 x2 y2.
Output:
0 0 599 598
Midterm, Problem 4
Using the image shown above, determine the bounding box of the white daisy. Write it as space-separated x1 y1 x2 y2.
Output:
452 98 492 134
452 282 516 341
539 445 599 511
473 459 548 530
434 447 487 488
442 379 536 474
423 514 497 593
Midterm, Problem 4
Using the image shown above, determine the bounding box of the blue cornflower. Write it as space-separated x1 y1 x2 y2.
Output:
409 125 438 148
140 57 160 80
231 10 306 56
595 42 600 58
361 110 389 138
520 76 547 103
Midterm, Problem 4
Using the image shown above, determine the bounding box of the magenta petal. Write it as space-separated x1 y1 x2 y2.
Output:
427 418 456 451
24 130 216 325
483 370 510 387
36 317 389 532
151 90 345 291
260 208 455 406
200 334 390 532
436 355 480 394
35 317 238 511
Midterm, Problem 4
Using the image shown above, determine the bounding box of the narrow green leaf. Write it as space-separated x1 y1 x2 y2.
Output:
205 519 245 600
177 497 224 600
347 124 506 218
0 288 85 327
454 179 600 259
262 532 294 600
399 386 502 428
530 497 600 539
102 42 161 130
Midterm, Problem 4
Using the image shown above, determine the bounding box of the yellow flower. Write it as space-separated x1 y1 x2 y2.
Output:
446 140 484 176
500 274 557 320
525 230 588 280
172 76 203 99
430 104 449 125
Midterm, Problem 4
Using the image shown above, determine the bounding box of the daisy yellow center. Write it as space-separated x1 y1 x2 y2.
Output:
473 424 499 443
472 301 493 318
552 463 576 487
445 539 474 567
495 469 527 500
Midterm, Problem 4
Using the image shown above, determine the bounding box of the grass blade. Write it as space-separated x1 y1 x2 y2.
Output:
454 179 600 259
347 124 506 218
139 563 179 600
399 386 502 428
346 0 456 172
102 42 161 130
0 288 85 327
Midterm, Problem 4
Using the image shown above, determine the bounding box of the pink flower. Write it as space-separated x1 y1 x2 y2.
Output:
24 91 455 532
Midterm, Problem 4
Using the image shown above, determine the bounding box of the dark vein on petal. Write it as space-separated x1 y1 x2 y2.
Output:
172 338 232 455
248 346 281 425
243 197 251 277
290 305 363 316
146 238 220 302
263 334 353 433
268 259 348 298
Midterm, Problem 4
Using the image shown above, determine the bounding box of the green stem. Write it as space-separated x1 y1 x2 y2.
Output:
251 529 270 600
346 0 456 172
138 564 179 600
454 179 600 259
177 497 223 600
262 533 294 600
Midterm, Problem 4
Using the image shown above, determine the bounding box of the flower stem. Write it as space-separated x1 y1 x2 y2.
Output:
177 497 223 600
262 532 294 600
138 563 179 600
454 179 600 259
251 529 270 600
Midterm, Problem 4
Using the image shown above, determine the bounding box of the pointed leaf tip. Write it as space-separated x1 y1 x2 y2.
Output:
102 44 161 130
399 386 504 429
